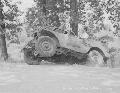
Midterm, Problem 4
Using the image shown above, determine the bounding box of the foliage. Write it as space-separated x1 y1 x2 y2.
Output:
2 0 23 41
26 0 72 36
26 0 120 37
78 0 120 37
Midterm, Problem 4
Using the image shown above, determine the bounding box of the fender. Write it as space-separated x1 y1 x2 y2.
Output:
40 29 60 47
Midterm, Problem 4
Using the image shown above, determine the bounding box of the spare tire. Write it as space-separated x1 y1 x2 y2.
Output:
36 36 57 57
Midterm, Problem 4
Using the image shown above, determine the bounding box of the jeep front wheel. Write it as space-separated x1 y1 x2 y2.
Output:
87 47 107 66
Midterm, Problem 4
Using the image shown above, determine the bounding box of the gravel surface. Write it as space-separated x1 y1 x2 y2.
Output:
0 63 120 93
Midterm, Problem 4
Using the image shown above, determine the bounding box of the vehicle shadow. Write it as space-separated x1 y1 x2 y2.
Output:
37 54 87 65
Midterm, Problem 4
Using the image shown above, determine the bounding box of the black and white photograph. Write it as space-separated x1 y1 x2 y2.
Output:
0 0 120 93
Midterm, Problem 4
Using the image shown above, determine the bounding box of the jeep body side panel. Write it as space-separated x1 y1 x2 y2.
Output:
48 30 90 53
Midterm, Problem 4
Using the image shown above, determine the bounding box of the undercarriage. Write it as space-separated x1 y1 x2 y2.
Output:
23 46 88 65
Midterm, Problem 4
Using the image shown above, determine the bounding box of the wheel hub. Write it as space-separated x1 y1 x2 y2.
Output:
41 41 51 51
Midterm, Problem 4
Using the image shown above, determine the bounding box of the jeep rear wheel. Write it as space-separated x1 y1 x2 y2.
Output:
36 36 57 57
23 48 40 65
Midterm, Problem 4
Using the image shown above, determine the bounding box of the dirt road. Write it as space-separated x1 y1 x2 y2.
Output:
0 63 120 93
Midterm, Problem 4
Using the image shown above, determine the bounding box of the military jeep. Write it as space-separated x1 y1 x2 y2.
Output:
22 27 109 65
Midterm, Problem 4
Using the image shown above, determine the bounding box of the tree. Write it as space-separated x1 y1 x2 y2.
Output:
70 0 78 36
4 0 23 41
26 0 72 36
0 0 22 61
0 0 8 60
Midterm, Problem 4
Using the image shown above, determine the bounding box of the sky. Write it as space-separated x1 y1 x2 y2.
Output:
3 0 35 22
12 0 35 11
18 0 35 11
12 0 35 22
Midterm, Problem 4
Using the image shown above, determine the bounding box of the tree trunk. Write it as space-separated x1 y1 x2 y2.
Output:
70 0 78 36
0 0 8 61
71 22 78 36
0 32 8 60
